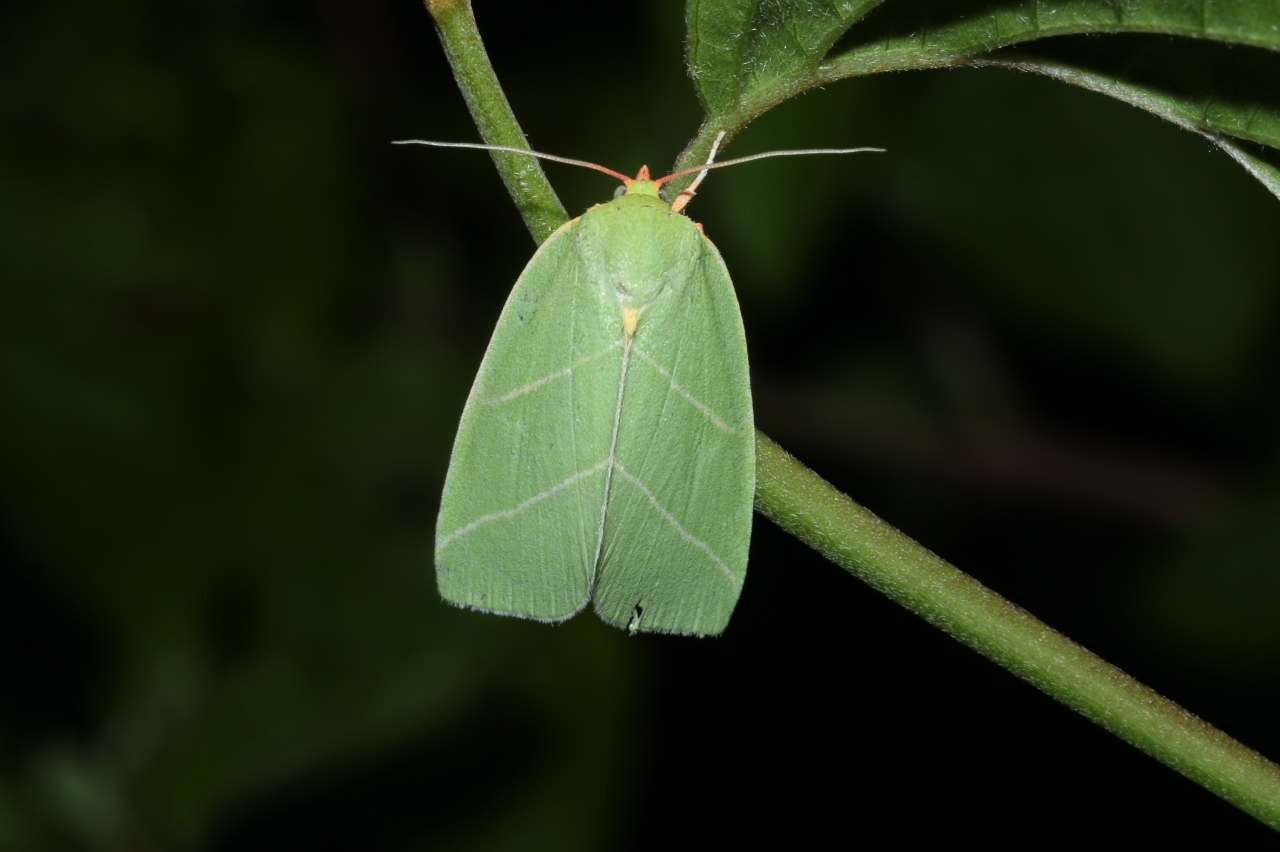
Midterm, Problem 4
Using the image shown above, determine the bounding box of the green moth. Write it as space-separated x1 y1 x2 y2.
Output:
396 137 881 636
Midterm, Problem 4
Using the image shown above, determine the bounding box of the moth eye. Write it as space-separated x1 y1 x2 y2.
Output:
658 188 669 203
613 185 627 199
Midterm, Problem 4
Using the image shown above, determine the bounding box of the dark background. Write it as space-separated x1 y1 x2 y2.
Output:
2 0 1279 848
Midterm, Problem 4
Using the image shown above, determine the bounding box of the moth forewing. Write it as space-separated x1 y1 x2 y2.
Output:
435 217 619 622
591 210 753 635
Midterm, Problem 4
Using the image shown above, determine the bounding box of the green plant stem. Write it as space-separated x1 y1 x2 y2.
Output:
424 0 567 242
754 431 1280 830
427 4 1280 830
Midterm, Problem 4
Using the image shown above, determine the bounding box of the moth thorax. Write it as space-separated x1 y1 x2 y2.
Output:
624 179 662 198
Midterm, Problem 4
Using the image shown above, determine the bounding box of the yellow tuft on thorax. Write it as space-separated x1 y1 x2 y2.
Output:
622 306 640 339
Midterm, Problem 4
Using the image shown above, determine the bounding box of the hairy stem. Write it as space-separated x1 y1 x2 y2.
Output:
754 431 1280 830
424 0 567 242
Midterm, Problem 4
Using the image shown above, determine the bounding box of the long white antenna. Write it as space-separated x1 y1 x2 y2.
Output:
657 145 886 186
392 139 631 183
394 137 888 213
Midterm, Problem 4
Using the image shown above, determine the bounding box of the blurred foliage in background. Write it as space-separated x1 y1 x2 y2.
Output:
1 0 1279 848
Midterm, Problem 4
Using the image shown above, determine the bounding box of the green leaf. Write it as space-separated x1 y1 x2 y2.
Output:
687 0 1280 124
686 0 884 118
830 0 1280 77
971 38 1280 199
680 0 1280 199
988 36 1280 143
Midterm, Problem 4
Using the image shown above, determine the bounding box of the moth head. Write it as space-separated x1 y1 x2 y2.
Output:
621 165 663 200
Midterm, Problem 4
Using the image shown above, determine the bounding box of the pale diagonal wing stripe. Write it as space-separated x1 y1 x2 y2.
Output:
438 459 611 548
481 343 622 406
633 346 737 433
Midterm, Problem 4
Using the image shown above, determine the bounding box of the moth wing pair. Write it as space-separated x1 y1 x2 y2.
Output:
434 198 754 636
